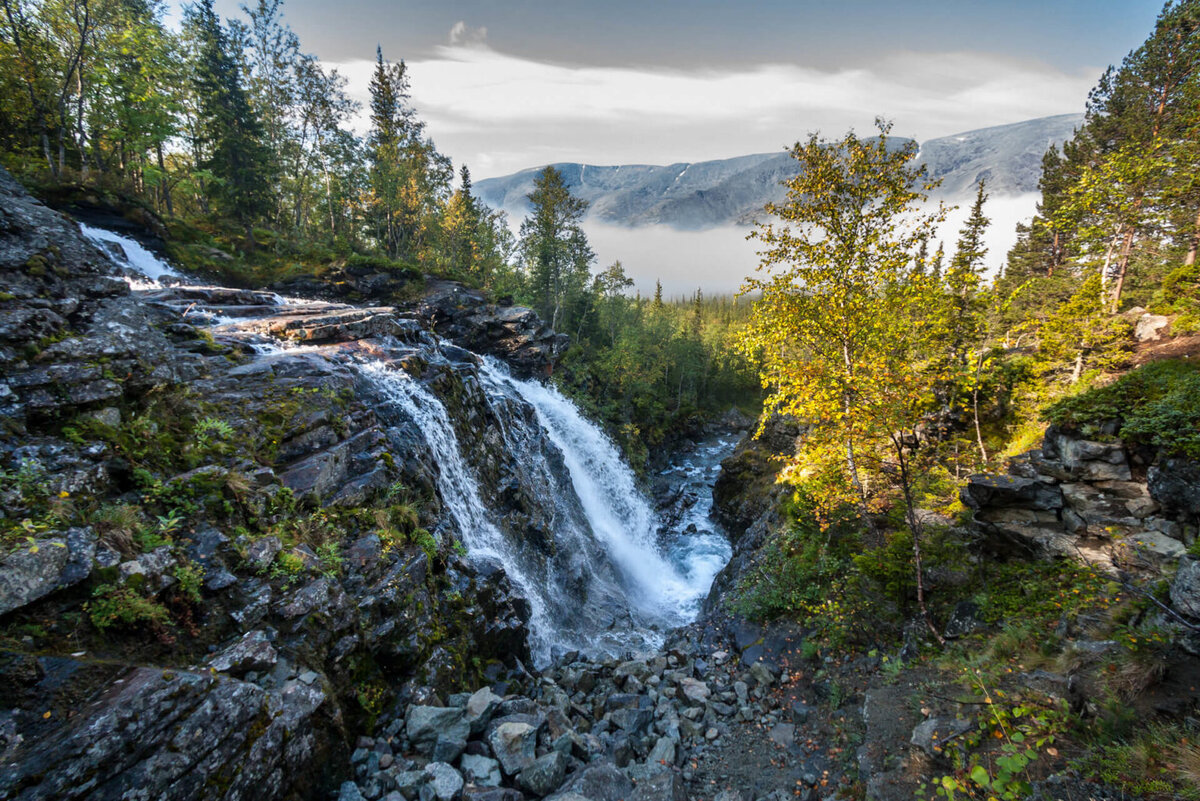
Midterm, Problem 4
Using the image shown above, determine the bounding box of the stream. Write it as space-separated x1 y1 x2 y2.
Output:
79 223 739 664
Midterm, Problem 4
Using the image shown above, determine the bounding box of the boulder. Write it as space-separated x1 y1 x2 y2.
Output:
465 687 503 735
1170 557 1200 619
423 762 465 801
942 601 985 640
554 763 633 801
1149 458 1200 521
0 528 95 616
460 755 502 788
487 721 538 775
630 771 686 801
911 717 973 758
677 677 710 705
1134 313 1170 342
407 707 470 753
208 630 278 675
960 474 1063 512
518 751 567 797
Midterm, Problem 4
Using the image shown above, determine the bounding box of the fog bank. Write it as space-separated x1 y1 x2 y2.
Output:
579 192 1041 298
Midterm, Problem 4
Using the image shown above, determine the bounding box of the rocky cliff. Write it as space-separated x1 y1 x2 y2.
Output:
0 168 565 800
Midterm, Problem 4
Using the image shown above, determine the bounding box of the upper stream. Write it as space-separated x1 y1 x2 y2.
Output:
79 224 737 665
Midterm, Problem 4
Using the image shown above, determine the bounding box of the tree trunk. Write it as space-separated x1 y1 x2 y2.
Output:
971 349 988 465
1185 205 1200 267
156 143 173 216
1110 226 1136 314
891 432 945 646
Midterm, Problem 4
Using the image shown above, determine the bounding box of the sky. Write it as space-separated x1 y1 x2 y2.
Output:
198 0 1166 180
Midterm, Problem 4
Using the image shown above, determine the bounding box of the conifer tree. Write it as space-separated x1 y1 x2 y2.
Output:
185 0 273 239
519 166 595 331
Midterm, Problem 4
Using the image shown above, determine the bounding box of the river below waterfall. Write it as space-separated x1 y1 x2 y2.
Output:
78 223 739 666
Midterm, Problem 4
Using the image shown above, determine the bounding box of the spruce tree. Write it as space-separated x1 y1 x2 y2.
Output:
518 166 594 331
186 0 273 239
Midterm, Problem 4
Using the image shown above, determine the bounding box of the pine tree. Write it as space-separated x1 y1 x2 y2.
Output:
185 0 273 239
518 166 594 331
941 180 990 368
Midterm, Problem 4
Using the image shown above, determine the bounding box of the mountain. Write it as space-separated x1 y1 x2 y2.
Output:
475 114 1083 230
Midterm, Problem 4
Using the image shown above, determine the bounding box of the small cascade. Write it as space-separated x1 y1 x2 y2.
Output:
356 359 559 663
79 223 182 286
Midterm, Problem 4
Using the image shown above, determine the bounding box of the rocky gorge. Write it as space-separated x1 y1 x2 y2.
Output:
4 161 1200 801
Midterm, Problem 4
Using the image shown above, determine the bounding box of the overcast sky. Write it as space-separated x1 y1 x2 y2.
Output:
197 0 1164 179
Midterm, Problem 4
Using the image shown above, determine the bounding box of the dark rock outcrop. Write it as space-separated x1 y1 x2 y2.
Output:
416 281 568 378
961 429 1194 571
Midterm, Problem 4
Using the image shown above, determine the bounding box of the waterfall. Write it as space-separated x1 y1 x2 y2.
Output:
356 359 557 661
79 224 182 286
479 358 713 627
77 225 731 664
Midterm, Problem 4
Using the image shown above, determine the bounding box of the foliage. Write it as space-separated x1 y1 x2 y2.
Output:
554 283 759 470
1075 723 1200 800
1044 359 1200 456
738 119 947 502
518 166 595 334
85 584 170 632
930 673 1070 801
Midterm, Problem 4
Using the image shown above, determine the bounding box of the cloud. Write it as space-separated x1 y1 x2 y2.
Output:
448 21 488 48
329 44 1096 179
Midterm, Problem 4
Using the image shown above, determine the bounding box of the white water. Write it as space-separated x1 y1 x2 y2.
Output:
657 434 737 608
356 359 556 663
79 223 182 287
77 224 735 662
481 358 711 626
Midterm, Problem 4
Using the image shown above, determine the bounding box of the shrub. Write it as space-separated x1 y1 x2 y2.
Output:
86 585 170 631
1044 359 1200 456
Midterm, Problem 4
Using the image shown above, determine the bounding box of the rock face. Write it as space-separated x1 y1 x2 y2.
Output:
704 414 799 613
961 425 1195 570
0 168 548 801
415 281 568 378
0 661 328 801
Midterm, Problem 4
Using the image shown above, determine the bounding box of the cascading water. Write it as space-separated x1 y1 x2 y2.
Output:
79 223 182 286
480 358 728 624
79 223 735 665
355 359 560 662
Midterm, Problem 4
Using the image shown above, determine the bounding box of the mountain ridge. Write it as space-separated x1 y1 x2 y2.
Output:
476 113 1084 230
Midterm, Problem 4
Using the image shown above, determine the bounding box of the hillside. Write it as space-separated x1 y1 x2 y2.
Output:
475 114 1083 229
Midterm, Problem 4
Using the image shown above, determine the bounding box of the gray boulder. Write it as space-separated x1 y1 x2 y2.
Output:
487 721 538 775
465 687 503 735
554 763 633 801
208 630 278 675
407 707 470 753
1149 458 1200 522
423 762 464 801
460 754 502 788
630 771 686 801
518 752 567 797
911 717 973 757
0 528 95 616
1171 557 1200 619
